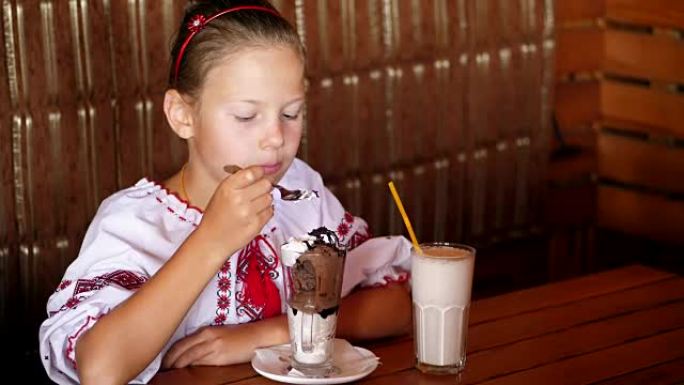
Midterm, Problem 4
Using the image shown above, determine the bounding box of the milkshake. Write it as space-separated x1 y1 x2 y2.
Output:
281 227 346 375
411 243 475 374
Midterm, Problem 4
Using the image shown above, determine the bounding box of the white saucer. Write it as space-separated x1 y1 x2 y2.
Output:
251 339 379 384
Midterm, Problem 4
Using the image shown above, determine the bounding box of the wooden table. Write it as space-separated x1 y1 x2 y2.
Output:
151 265 684 384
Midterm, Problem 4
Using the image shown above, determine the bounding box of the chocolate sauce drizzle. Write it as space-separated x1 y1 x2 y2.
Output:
305 227 345 255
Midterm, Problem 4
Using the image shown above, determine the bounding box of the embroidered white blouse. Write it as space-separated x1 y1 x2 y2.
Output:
39 158 412 384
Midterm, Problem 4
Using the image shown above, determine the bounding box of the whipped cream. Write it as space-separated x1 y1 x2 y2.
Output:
281 236 315 267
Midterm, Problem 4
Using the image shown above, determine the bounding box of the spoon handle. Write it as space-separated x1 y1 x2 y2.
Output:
223 165 242 174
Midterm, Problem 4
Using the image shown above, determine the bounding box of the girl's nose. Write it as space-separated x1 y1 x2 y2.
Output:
259 118 285 149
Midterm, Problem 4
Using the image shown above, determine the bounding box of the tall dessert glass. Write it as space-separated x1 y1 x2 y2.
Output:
281 228 346 376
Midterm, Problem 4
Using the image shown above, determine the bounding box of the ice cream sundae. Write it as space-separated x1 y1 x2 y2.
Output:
281 227 346 373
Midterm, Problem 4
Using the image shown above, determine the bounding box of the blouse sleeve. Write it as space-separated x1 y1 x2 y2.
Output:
38 189 179 385
39 265 157 384
340 235 412 296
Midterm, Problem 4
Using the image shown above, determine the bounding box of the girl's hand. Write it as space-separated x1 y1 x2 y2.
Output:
161 325 252 368
194 166 274 259
161 316 289 368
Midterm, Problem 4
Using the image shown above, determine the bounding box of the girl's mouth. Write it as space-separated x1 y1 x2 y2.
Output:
261 162 282 175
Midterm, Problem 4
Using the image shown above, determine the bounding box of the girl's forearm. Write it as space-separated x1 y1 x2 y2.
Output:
76 229 231 385
336 284 412 341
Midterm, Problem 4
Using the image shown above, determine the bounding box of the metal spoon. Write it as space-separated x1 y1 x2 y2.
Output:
223 165 319 201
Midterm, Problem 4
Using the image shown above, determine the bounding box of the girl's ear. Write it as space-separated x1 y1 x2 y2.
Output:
164 89 196 139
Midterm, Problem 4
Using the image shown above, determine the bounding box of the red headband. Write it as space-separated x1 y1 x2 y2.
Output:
173 5 282 85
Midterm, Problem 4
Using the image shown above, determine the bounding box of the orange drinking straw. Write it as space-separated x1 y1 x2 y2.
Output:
388 181 423 255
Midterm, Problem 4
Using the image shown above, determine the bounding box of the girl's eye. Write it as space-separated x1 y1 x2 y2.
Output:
282 111 301 121
234 115 256 122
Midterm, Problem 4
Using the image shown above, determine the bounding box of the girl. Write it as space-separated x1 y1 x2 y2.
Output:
39 1 412 384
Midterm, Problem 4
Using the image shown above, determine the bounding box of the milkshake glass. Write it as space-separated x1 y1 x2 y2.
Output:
411 242 475 374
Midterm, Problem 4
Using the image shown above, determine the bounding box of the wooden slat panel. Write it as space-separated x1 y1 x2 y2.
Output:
606 0 684 30
350 0 383 69
555 81 601 130
472 265 672 324
479 328 684 385
601 117 683 139
556 28 604 75
0 15 13 250
601 81 684 138
598 186 684 243
556 0 605 23
598 132 684 193
605 29 684 84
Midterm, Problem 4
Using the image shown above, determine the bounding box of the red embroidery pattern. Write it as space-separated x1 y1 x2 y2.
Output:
336 212 371 251
348 229 371 250
72 270 148 295
344 212 354 223
155 196 194 225
50 271 148 317
145 178 203 225
49 297 82 317
56 280 71 292
65 297 82 309
337 222 350 237
65 313 106 369
370 272 410 288
235 235 281 321
214 260 232 326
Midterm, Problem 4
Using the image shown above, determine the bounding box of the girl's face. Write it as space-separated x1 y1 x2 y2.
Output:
189 45 305 184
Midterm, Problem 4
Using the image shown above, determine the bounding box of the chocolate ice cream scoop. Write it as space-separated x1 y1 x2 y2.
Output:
284 227 346 314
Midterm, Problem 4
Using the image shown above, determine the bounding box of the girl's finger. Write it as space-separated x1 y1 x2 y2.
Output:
240 178 273 201
173 342 213 368
226 165 265 189
249 192 274 213
255 202 275 225
162 332 205 368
